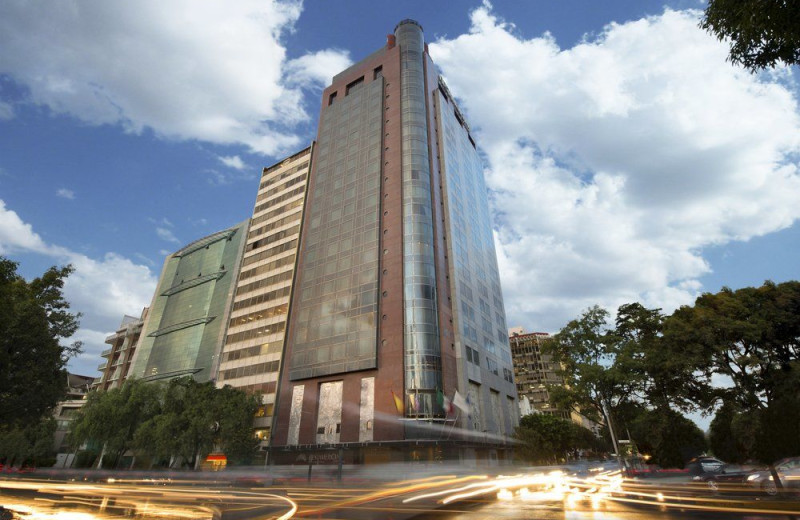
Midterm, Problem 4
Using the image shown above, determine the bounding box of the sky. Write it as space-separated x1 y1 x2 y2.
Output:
1 0 799 407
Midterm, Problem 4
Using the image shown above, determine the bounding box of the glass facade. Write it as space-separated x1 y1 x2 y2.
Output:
435 82 517 433
397 20 443 417
288 78 384 380
129 221 248 382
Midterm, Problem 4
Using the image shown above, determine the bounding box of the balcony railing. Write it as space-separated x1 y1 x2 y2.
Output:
97 362 108 371
100 348 112 357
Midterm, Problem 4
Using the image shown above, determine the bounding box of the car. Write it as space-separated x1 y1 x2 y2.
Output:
687 456 726 477
743 457 800 496
694 464 753 494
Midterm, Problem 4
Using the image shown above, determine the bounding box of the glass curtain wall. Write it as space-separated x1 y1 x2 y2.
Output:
396 20 442 418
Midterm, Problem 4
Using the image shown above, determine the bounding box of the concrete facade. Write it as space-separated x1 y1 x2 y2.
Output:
508 330 568 419
92 309 147 391
218 146 311 449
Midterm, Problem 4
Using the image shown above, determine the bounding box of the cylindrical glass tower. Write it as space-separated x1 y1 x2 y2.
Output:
395 20 442 418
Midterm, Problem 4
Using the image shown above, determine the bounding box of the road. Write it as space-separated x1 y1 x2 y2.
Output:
2 466 799 519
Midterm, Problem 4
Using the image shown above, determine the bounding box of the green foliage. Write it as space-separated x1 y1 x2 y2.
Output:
70 379 163 467
0 258 82 428
215 385 260 464
514 413 605 464
0 417 57 467
700 0 800 72
552 281 800 466
628 409 706 468
613 303 709 412
73 377 259 469
708 401 744 463
544 306 629 423
710 385 800 464
665 281 800 411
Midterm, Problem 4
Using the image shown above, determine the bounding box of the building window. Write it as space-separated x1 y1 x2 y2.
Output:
328 92 337 106
346 76 364 95
373 66 383 80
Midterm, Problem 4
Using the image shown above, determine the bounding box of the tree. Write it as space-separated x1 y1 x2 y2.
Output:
700 0 800 72
628 409 706 469
215 385 260 465
664 281 800 411
514 413 604 464
544 306 638 425
133 378 259 468
77 377 260 469
0 417 57 467
70 379 163 468
613 303 711 413
708 401 748 463
666 281 800 463
0 257 81 428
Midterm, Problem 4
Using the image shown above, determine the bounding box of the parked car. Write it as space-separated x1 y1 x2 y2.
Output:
694 464 754 493
744 457 800 496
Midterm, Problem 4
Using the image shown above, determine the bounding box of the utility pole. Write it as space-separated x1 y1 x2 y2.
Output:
601 400 620 465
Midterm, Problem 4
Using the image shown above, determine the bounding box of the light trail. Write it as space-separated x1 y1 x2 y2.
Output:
4 466 800 519
0 478 297 520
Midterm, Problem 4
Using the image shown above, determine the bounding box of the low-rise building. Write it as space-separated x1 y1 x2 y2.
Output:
53 373 94 467
93 309 147 391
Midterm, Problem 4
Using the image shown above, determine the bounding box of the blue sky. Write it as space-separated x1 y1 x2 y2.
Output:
1 0 799 419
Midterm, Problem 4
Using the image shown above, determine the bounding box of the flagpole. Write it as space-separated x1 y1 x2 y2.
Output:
446 409 457 440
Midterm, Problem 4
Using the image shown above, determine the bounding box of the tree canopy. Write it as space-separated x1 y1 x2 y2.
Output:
514 413 606 464
548 280 800 466
70 377 260 469
0 257 81 428
700 0 800 71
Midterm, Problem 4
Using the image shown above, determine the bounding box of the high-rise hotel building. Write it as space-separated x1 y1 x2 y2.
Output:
271 20 517 463
99 20 516 464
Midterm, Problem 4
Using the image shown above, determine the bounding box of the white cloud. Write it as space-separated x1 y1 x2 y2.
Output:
218 155 247 170
430 6 800 331
0 199 59 254
0 199 157 376
63 252 155 323
285 49 352 86
56 188 75 199
0 0 351 155
156 227 181 244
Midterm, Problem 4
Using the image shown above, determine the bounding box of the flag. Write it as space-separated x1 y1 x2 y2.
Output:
443 394 454 414
453 390 471 415
437 389 454 414
391 390 404 414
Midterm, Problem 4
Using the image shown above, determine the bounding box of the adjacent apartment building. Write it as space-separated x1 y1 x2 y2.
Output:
216 146 311 448
270 20 517 464
508 329 568 419
93 309 147 391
